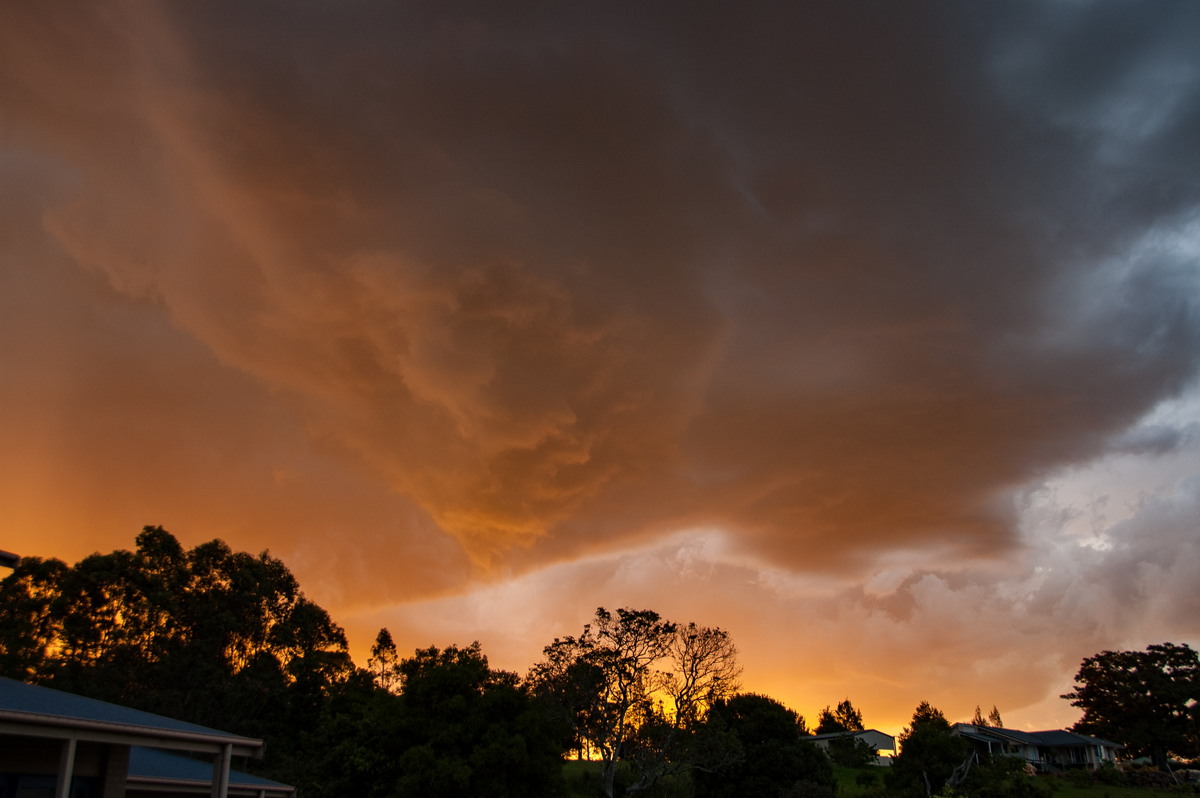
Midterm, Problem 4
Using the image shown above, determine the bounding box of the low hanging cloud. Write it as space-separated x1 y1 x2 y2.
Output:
3 1 1200 723
357 430 1200 729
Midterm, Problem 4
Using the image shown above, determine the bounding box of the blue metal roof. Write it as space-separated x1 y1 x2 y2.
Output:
0 677 258 745
129 747 292 792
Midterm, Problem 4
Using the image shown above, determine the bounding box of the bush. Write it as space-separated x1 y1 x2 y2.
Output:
780 779 837 798
828 735 878 769
855 770 879 788
1094 762 1124 786
963 756 1051 798
1063 768 1094 788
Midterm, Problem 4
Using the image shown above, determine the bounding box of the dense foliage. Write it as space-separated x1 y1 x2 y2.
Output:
887 701 970 798
693 693 833 798
0 527 351 776
10 527 1161 798
298 644 567 798
816 698 864 734
0 528 568 797
527 607 741 798
1062 642 1200 768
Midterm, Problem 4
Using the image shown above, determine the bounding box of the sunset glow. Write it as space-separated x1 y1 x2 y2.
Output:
3 2 1199 737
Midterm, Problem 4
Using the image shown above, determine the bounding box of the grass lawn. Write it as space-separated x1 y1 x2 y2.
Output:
834 765 1193 798
563 759 602 798
563 760 1194 798
559 759 690 798
1044 781 1187 798
833 764 890 797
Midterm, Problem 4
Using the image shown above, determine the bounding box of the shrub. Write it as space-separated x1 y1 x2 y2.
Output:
780 779 837 798
856 770 879 788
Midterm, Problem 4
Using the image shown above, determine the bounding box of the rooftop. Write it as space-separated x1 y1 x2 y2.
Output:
0 677 262 755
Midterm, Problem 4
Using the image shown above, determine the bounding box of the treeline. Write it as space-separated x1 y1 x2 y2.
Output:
0 528 871 796
8 529 1192 798
2 528 571 795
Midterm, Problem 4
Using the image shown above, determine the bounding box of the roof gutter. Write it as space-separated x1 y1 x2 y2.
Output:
0 709 263 757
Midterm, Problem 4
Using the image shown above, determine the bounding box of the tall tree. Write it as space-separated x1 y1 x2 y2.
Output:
0 526 354 781
972 706 987 727
695 693 831 798
887 702 969 798
529 608 674 798
988 705 1003 728
392 642 567 798
1062 642 1200 768
662 622 742 730
528 607 739 798
0 555 69 681
368 627 402 692
298 642 568 798
816 698 865 733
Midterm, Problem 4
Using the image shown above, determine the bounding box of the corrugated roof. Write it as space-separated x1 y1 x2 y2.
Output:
952 723 1121 749
806 729 895 744
128 747 292 793
1029 729 1122 748
0 677 260 747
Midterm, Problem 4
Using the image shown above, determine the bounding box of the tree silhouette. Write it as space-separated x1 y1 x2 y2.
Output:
368 627 402 692
887 702 969 798
0 526 353 780
816 698 865 733
1063 642 1200 768
695 693 831 798
528 607 739 798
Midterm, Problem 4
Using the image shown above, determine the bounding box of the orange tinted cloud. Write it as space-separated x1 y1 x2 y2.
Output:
3 1 1199 732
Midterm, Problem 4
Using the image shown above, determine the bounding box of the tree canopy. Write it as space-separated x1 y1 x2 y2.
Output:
527 607 740 798
13 528 1072 798
0 527 354 780
971 705 1004 728
816 698 865 733
694 693 832 798
887 701 969 798
1062 641 1200 767
296 641 567 798
0 528 571 797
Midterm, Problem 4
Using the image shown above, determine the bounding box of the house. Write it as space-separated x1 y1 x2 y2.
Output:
0 677 294 798
950 723 1122 772
805 729 896 765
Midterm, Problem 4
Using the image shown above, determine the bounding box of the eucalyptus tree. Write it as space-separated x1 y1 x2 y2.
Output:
0 526 353 743
528 607 740 798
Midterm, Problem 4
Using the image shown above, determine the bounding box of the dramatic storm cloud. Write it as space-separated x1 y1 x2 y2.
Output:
3 1 1198 729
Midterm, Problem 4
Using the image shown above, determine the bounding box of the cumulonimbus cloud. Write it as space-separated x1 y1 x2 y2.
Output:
2 2 1199 642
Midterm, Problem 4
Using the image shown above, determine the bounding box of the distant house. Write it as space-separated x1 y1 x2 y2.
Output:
950 723 1122 772
0 677 294 798
805 729 897 764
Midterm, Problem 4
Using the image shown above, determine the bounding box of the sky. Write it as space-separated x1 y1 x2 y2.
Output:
3 1 1200 736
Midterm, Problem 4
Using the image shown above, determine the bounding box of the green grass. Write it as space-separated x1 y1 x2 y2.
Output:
833 764 890 797
563 760 1196 798
559 759 690 798
1045 781 1187 798
563 759 602 798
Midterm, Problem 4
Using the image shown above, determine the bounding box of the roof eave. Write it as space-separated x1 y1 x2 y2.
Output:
0 710 263 757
